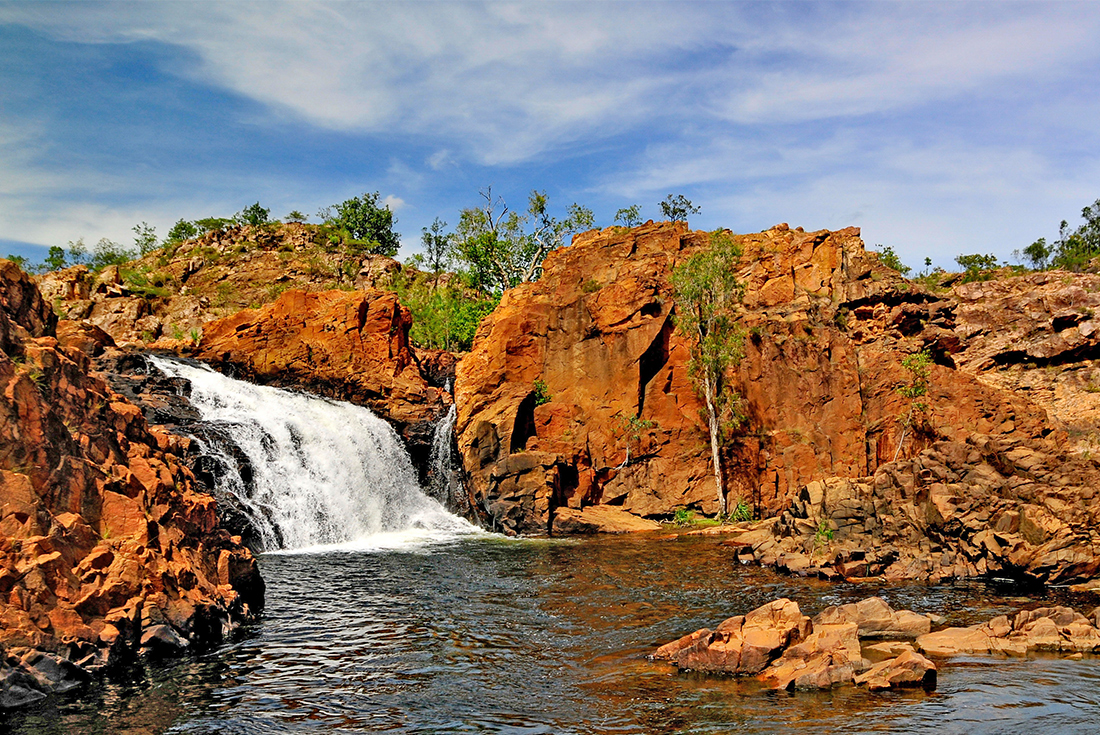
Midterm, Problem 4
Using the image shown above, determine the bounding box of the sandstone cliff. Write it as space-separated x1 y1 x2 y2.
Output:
454 222 1062 536
0 260 262 708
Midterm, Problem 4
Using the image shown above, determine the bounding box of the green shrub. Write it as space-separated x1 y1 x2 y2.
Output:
533 378 551 406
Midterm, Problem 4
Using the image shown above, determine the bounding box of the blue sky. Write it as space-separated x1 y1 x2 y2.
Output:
2 1 1099 272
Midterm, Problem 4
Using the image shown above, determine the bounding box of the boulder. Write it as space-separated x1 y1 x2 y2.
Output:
813 597 932 639
854 649 937 690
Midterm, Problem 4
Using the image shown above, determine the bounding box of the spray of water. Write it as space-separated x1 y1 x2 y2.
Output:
149 356 479 553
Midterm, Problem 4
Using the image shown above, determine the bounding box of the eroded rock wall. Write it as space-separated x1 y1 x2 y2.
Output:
455 222 1059 535
0 260 261 707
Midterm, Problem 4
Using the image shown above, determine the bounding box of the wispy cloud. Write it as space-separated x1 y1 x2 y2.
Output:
2 1 1099 263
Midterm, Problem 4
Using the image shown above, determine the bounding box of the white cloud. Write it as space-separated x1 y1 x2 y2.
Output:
5 2 1099 167
382 194 406 212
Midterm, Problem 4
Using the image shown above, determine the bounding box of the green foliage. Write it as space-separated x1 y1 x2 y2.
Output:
420 217 450 278
452 187 594 293
581 279 602 294
873 244 912 276
237 202 270 226
533 378 552 406
616 412 657 441
728 498 754 523
673 508 695 527
166 218 200 243
659 194 700 223
194 217 234 233
391 270 499 351
614 205 642 227
189 327 201 343
87 238 136 271
285 210 308 223
133 222 158 256
813 519 835 550
319 191 400 257
43 246 67 272
671 229 745 515
5 254 28 270
894 349 933 461
1022 238 1051 270
955 253 999 274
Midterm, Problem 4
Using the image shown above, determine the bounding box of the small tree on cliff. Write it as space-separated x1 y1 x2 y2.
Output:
894 350 932 462
452 187 593 293
671 230 746 516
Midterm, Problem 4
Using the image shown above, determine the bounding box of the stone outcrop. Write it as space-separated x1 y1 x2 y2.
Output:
193 288 451 472
715 431 1100 585
948 271 1100 453
455 221 1060 536
916 605 1100 657
0 260 262 708
36 223 406 346
653 597 937 692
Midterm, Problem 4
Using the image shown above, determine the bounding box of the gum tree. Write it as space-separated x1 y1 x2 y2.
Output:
671 230 746 515
452 187 593 293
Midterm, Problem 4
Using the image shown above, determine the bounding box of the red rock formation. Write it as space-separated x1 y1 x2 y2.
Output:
194 288 450 455
455 221 1053 535
0 260 261 708
653 597 937 692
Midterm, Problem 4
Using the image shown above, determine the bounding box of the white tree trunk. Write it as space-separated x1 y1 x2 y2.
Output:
702 373 726 516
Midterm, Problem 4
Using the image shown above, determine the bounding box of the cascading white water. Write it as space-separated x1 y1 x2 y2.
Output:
149 356 478 553
427 403 463 509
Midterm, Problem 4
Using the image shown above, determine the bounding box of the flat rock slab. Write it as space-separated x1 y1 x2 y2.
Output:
551 506 662 534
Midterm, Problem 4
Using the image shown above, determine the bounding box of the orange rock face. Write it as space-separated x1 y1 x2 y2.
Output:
194 288 450 456
455 222 1053 535
0 260 262 707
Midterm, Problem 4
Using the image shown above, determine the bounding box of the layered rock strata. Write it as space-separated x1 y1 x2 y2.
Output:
0 260 262 708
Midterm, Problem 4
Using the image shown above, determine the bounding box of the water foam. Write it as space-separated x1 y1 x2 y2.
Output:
149 356 480 553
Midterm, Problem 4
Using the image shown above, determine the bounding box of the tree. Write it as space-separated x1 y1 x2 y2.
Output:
659 194 700 223
452 187 594 293
954 253 998 274
1047 200 1100 270
874 245 911 276
670 230 746 516
420 218 450 286
894 350 932 461
43 246 67 271
615 205 642 227
133 222 158 256
285 210 308 223
194 217 234 233
1022 238 1051 270
319 191 400 257
166 219 199 243
5 254 28 270
237 202 270 226
86 238 135 271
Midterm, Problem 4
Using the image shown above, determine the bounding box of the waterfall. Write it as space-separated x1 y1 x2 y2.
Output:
148 356 477 553
427 404 465 511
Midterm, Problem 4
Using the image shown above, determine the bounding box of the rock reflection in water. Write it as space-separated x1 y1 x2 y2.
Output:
6 535 1100 734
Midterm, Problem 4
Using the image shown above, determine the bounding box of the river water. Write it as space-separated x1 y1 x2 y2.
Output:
7 359 1100 733
8 534 1100 735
